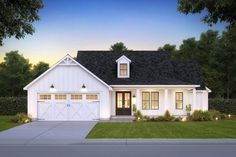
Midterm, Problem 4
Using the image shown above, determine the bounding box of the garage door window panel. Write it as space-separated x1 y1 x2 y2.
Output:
86 94 98 101
71 94 82 100
39 94 51 100
55 94 67 100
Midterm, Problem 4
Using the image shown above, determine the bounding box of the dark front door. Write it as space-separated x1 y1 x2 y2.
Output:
116 91 131 115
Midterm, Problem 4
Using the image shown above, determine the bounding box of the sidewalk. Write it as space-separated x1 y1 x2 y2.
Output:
1 138 236 145
80 139 236 145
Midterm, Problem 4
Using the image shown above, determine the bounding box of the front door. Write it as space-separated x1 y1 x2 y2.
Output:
116 91 131 115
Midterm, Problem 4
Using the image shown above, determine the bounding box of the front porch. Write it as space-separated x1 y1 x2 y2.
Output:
110 85 208 117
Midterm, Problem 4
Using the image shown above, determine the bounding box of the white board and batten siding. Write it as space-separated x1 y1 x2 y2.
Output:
26 56 111 121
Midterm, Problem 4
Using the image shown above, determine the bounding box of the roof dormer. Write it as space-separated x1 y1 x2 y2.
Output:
116 55 131 78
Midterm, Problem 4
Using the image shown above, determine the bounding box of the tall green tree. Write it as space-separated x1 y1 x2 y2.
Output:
0 51 32 96
158 44 176 52
178 0 236 28
32 61 49 79
216 28 236 98
173 38 198 61
110 42 129 52
0 0 43 45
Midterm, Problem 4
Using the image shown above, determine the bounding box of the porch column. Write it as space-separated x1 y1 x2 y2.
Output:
193 88 196 111
164 89 168 111
136 89 140 111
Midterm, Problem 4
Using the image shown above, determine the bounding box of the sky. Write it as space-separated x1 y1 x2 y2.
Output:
0 0 226 65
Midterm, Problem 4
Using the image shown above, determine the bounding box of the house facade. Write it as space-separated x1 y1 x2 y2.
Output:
24 51 210 121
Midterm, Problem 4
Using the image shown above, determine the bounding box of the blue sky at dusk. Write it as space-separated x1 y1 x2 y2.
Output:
0 0 226 65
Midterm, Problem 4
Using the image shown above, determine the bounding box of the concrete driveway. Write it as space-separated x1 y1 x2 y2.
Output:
0 121 97 145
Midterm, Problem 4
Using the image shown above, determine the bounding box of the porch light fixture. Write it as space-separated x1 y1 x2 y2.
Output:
228 114 231 118
49 84 56 92
80 84 87 93
215 117 218 121
132 94 136 98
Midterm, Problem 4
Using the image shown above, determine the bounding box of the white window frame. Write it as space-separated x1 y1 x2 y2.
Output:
116 55 131 78
141 91 159 110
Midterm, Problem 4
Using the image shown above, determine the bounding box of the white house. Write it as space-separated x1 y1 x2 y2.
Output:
24 51 211 121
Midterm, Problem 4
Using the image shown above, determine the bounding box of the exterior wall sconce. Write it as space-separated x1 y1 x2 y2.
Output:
81 84 87 93
49 84 56 92
132 94 136 98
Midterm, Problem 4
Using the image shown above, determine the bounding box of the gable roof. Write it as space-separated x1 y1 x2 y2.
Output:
76 51 205 89
116 55 131 63
24 54 112 90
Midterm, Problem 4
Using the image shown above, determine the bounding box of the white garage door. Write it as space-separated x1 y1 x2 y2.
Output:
37 93 99 121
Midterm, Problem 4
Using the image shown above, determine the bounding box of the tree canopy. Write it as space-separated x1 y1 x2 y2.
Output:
171 29 236 99
178 0 236 28
0 51 49 96
0 51 32 96
0 0 43 45
158 44 176 52
32 61 49 79
110 42 129 52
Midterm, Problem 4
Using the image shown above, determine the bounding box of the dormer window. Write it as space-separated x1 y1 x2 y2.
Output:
116 55 131 78
120 63 128 76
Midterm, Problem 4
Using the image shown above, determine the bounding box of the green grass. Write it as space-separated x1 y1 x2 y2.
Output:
0 116 20 132
87 120 236 138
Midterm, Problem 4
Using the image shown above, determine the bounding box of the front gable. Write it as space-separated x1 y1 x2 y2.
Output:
24 54 112 91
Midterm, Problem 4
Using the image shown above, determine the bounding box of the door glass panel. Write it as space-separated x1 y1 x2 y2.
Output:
55 94 66 100
124 93 130 108
117 93 123 108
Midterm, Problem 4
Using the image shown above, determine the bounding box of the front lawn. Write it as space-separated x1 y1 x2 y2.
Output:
0 116 20 131
87 120 236 138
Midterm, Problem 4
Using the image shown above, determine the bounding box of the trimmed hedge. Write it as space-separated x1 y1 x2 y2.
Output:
0 97 27 115
209 99 236 115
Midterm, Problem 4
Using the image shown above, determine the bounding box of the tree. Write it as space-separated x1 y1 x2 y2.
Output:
0 51 32 96
110 42 129 52
216 28 236 99
32 62 49 79
0 0 43 45
158 44 176 52
173 38 198 61
178 0 236 28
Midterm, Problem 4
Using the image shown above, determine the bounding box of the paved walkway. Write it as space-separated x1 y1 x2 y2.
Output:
0 121 97 145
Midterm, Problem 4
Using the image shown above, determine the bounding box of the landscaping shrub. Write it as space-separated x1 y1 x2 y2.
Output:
209 99 236 115
134 110 143 121
190 110 212 121
11 113 32 124
0 97 27 115
163 110 175 121
208 109 226 120
173 117 182 122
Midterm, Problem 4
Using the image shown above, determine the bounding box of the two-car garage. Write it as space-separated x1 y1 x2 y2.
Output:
24 55 112 121
37 93 100 121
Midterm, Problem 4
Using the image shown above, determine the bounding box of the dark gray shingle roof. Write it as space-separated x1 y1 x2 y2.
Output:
76 51 205 89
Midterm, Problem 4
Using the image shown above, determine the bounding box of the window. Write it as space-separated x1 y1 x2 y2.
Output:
71 94 82 100
86 94 98 100
120 63 127 76
176 92 183 109
151 92 159 110
142 92 150 110
55 94 66 100
39 94 51 100
142 92 159 110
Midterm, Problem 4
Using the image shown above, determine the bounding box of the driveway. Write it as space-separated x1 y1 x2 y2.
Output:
0 121 97 145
